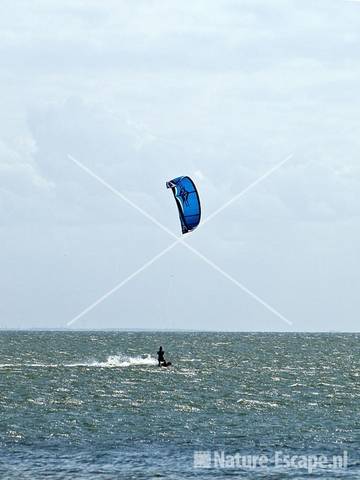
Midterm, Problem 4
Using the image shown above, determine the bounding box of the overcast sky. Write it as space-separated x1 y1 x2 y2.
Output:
1 0 359 331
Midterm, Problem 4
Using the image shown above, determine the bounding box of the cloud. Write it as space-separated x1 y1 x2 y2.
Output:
1 0 360 329
0 131 54 216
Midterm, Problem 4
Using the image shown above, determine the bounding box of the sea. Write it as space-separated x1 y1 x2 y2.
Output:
0 331 359 479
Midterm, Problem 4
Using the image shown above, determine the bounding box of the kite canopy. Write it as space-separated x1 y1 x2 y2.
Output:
166 176 201 234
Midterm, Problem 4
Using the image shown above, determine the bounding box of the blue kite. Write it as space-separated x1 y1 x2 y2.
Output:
166 176 201 234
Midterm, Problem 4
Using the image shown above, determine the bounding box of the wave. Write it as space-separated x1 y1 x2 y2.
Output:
0 363 58 368
0 354 157 369
67 354 157 368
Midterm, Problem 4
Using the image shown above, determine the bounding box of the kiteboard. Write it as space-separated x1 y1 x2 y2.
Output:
160 362 172 368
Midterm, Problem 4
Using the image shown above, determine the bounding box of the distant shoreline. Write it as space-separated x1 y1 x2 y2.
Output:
0 329 358 334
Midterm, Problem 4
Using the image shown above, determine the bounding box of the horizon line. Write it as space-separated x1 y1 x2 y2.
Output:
0 328 358 334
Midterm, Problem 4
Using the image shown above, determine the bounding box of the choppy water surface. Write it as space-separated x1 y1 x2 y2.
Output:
0 332 359 479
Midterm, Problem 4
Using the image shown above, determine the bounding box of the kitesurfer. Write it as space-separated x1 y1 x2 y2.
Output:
157 346 165 366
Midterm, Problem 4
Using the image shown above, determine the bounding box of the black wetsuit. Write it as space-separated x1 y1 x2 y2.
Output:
157 349 165 366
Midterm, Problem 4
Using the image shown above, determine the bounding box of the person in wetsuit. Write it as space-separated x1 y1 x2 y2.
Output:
157 346 165 366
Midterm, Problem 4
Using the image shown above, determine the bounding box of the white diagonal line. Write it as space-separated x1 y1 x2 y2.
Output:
67 240 180 326
201 153 293 227
181 242 292 326
67 153 292 327
68 154 180 242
